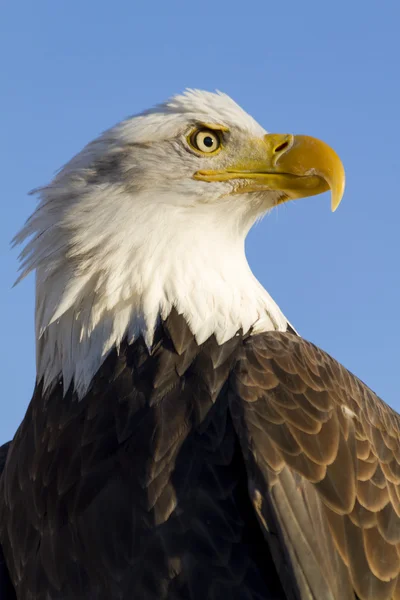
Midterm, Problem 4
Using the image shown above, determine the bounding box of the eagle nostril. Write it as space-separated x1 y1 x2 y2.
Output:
274 141 290 154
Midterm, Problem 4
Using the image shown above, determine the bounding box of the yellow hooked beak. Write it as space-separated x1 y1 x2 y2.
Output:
193 133 345 212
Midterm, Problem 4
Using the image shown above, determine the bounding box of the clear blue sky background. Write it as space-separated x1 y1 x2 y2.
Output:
1 1 399 443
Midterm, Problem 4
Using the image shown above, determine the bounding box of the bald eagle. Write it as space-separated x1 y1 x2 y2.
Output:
0 90 397 600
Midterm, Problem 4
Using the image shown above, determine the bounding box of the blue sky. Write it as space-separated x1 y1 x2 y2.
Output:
1 0 399 443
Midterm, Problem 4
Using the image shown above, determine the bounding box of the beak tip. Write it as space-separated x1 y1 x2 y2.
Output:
331 191 344 212
331 177 346 213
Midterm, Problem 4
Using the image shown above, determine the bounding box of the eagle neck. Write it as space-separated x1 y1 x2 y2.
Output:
33 198 288 397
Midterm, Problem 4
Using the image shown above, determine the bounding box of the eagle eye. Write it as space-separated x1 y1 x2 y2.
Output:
188 128 222 155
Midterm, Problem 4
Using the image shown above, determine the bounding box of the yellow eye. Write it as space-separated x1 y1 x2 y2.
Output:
190 129 222 154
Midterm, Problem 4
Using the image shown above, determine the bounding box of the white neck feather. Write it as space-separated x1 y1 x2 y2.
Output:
28 195 287 397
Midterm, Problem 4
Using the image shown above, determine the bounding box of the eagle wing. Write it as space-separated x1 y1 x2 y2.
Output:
230 331 400 600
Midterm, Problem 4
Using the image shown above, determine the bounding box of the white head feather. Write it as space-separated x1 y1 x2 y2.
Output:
15 90 289 397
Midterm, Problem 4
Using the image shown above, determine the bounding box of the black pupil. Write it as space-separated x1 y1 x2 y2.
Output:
203 135 214 148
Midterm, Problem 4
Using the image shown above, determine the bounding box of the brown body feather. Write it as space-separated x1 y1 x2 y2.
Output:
1 314 399 599
232 331 400 600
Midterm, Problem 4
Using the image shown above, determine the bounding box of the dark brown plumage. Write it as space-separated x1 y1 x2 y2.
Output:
1 311 400 599
231 332 400 600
